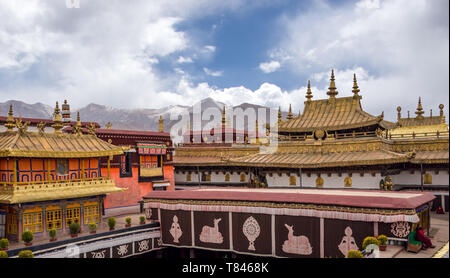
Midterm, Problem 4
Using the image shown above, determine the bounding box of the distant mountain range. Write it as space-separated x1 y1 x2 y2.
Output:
0 98 287 132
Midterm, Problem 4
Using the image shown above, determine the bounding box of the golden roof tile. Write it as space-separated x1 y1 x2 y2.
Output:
279 96 384 132
0 130 124 158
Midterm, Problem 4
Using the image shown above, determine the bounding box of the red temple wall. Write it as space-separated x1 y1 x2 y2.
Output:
103 165 174 209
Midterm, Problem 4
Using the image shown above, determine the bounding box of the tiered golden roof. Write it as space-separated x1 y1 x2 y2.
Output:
279 71 389 132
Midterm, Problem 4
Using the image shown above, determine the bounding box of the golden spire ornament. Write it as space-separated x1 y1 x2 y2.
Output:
52 101 64 134
72 112 82 135
352 73 360 98
222 105 226 126
397 106 402 122
159 116 164 132
287 104 293 120
415 97 424 119
5 104 16 132
306 80 313 102
326 69 338 98
278 106 282 125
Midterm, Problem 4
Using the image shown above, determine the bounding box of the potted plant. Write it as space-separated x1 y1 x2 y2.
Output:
22 231 34 247
362 236 380 252
0 238 9 251
88 223 97 234
0 251 7 258
108 217 116 231
18 250 34 258
69 222 81 238
139 216 146 225
48 229 57 242
377 235 388 251
125 217 131 228
346 250 364 258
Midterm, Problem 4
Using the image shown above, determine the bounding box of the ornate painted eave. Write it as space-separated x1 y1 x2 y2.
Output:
0 178 126 204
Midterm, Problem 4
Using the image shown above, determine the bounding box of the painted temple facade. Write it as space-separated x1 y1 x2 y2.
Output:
93 118 174 210
0 103 125 242
173 71 449 210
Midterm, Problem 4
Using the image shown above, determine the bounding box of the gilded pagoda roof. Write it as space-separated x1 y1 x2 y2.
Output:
0 131 125 158
0 178 125 204
279 96 385 132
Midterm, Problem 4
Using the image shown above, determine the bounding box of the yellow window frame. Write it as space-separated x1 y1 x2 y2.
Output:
23 212 43 233
84 204 99 224
46 209 62 231
66 207 81 227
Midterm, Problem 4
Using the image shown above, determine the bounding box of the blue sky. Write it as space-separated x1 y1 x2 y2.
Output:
0 0 448 122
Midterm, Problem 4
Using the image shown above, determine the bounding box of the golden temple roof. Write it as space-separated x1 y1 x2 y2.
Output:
279 96 385 132
0 178 125 204
0 102 125 158
0 131 124 158
226 149 409 168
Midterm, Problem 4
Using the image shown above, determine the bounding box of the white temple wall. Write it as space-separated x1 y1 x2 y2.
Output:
265 172 382 189
392 170 449 185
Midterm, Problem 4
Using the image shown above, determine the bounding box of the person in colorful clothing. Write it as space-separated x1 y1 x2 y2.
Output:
415 224 435 250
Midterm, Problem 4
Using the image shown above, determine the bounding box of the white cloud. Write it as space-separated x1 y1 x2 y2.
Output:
177 56 193 63
259 60 281 73
203 67 223 77
270 0 449 121
203 45 216 53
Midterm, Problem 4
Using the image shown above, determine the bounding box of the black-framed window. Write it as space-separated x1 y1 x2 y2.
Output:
120 152 133 178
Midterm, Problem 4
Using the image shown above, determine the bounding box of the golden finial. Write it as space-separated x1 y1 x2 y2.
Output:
106 122 112 130
306 80 313 102
397 106 401 121
407 111 410 118
158 116 163 132
15 115 30 134
352 73 360 97
326 69 338 98
52 101 64 133
278 106 282 125
430 109 432 118
72 112 82 135
415 97 424 119
4 104 16 131
287 104 293 120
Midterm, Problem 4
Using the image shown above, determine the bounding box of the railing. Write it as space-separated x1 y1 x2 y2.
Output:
0 177 108 189
387 130 449 140
278 130 377 141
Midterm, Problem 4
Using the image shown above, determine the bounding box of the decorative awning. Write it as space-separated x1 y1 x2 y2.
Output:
137 143 167 155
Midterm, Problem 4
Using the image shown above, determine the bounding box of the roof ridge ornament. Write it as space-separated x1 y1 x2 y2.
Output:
306 80 313 102
158 116 164 132
415 97 424 119
52 101 64 134
326 69 338 99
37 121 46 134
5 104 16 132
87 121 97 136
278 106 282 125
396 106 402 122
352 73 360 98
72 112 83 135
222 105 226 126
287 104 293 120
16 115 30 134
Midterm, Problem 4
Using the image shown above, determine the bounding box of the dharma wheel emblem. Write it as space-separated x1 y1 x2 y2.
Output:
314 129 326 140
242 216 260 251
